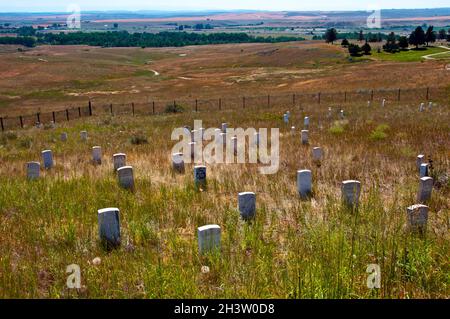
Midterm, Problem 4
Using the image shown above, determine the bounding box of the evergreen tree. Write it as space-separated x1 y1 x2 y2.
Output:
409 26 426 49
425 26 436 46
325 28 338 44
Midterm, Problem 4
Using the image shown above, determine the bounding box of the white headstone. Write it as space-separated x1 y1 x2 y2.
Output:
194 165 207 186
327 107 332 118
113 153 126 171
416 154 425 171
381 99 386 107
60 132 68 142
41 150 53 169
117 166 134 190
419 103 424 112
80 130 88 141
92 146 102 165
407 204 429 233
428 102 433 110
301 130 309 145
304 116 310 128
291 126 296 133
297 170 312 199
417 177 433 203
98 207 121 248
27 161 40 180
367 101 371 107
340 110 344 119
341 180 361 208
172 152 185 173
238 192 256 220
283 113 289 124
312 147 324 162
419 163 429 177
198 224 221 254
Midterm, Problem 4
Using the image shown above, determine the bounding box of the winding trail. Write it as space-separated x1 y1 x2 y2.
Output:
422 46 450 60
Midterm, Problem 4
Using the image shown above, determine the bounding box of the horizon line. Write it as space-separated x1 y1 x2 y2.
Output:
1 7 450 14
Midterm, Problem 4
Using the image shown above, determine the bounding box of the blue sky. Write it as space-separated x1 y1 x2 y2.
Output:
1 1 449 12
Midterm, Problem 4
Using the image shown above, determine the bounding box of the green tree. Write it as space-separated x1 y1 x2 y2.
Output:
383 32 399 53
361 41 371 55
341 38 349 47
409 26 426 49
325 28 337 44
113 23 118 29
398 36 409 50
358 30 364 42
438 29 446 40
425 26 436 46
348 43 362 56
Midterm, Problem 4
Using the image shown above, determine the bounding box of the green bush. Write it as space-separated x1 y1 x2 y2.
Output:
130 135 149 145
164 103 185 113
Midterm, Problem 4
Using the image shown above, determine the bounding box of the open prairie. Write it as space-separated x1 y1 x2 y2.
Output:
0 41 449 115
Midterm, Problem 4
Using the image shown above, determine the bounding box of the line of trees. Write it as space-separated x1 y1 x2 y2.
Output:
34 31 305 48
0 36 36 47
326 25 449 55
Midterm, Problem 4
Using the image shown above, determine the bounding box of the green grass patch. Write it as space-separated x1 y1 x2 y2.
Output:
370 47 449 62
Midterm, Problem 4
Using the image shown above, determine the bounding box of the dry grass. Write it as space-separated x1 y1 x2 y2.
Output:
0 95 448 298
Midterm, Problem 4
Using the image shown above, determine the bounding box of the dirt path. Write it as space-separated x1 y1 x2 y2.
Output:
422 46 450 60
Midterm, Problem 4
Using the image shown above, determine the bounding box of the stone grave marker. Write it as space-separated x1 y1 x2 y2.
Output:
417 177 433 203
301 130 309 145
113 153 126 171
117 166 134 190
297 170 312 199
42 150 53 169
172 152 185 173
341 180 361 208
238 192 256 220
406 204 429 233
198 224 221 254
98 207 121 248
92 146 102 165
27 161 40 180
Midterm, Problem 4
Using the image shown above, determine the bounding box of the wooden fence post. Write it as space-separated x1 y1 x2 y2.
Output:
52 111 56 123
398 88 401 101
152 101 155 114
426 87 429 100
344 91 347 102
19 115 24 128
318 92 321 104
371 90 374 101
219 98 222 110
0 117 4 131
132 102 135 116
36 113 40 123
110 104 113 115
78 107 81 117
195 99 198 112
89 100 92 116
66 109 69 121
267 94 270 107
293 93 296 106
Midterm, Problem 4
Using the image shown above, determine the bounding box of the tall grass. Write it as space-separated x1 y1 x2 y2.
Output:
0 98 448 298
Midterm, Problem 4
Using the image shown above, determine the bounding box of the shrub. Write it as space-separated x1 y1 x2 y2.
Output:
130 135 148 145
369 124 390 141
164 103 185 113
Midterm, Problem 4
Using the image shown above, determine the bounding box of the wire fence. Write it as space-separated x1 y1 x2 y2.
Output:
0 86 447 131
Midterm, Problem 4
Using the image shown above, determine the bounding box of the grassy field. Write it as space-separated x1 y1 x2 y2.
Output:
1 41 449 116
369 46 450 62
0 95 448 298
